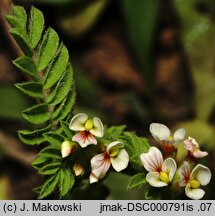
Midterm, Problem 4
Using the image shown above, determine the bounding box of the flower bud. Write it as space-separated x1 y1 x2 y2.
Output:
61 141 75 158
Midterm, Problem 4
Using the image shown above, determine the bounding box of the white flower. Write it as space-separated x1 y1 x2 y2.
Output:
140 147 177 187
150 123 185 145
90 141 129 183
184 137 208 158
178 162 211 200
69 113 104 148
61 141 76 158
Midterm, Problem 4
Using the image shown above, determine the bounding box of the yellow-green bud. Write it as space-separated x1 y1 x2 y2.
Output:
159 171 170 184
189 179 200 189
85 119 94 131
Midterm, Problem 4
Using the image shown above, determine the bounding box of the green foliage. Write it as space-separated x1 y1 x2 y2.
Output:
29 6 44 49
7 5 76 199
121 0 160 85
59 168 75 197
22 103 50 124
18 126 51 145
123 132 149 172
0 86 30 121
37 28 59 71
127 173 147 190
13 57 38 79
15 82 43 98
60 121 74 139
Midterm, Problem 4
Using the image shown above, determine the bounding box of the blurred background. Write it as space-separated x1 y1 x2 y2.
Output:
0 0 215 199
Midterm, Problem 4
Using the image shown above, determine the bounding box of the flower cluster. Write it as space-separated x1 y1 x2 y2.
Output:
60 114 211 200
141 123 211 200
61 113 129 183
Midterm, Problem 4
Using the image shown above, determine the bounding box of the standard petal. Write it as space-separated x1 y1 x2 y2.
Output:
110 149 129 172
106 141 124 156
69 113 88 131
140 147 163 172
162 158 177 182
72 131 97 148
173 128 185 142
184 139 194 151
178 161 190 187
188 136 199 148
149 123 171 141
90 153 111 179
146 172 168 187
191 164 211 186
185 184 205 200
90 117 104 137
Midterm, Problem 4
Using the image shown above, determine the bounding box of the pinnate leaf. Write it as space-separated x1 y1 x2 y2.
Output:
37 27 59 71
59 168 75 197
128 173 147 190
43 44 69 89
29 6 45 49
18 125 51 145
39 162 61 175
47 63 73 105
13 56 38 79
60 121 74 139
43 132 65 147
53 89 76 120
123 132 149 171
12 5 27 29
38 173 60 199
15 82 43 98
22 103 50 124
39 146 62 159
10 29 33 56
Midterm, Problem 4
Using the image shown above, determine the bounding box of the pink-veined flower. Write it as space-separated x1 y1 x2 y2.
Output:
184 137 208 158
61 141 76 158
149 123 185 156
69 113 104 148
89 141 129 183
178 161 211 199
140 147 177 187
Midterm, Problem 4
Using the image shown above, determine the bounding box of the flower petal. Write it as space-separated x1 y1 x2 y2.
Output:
191 164 211 186
89 172 99 184
72 131 97 148
185 184 205 200
184 139 194 151
173 128 185 142
90 153 111 179
106 141 124 156
146 172 168 187
178 161 190 187
90 117 104 137
110 149 129 172
69 113 88 131
149 123 171 141
162 158 177 182
188 136 199 148
193 150 208 158
140 147 163 172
